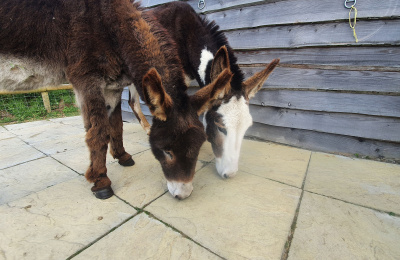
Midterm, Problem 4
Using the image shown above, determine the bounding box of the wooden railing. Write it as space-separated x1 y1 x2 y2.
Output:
0 84 73 113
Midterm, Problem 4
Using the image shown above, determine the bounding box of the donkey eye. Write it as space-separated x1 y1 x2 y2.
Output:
217 126 227 135
163 150 173 160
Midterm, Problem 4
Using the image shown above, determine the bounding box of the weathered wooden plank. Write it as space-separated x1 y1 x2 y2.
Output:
251 90 400 118
141 0 177 8
186 0 282 14
204 0 400 30
250 105 400 142
246 123 400 161
235 47 400 68
225 19 400 50
242 66 400 93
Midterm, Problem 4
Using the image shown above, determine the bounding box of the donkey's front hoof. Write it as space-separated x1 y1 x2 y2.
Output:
118 157 135 167
92 186 114 200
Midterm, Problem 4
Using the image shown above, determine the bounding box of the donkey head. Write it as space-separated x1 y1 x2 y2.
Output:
203 47 280 179
142 67 232 199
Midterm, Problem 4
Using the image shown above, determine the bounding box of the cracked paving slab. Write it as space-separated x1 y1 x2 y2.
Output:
288 192 400 259
0 137 45 169
240 139 311 188
146 163 301 260
305 152 400 215
0 156 78 205
0 177 136 260
72 213 221 260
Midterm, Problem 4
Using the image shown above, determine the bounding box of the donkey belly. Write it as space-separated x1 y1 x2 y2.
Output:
0 55 66 92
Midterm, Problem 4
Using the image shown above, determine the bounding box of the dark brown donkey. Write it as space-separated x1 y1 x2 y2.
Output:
0 0 232 199
132 2 279 179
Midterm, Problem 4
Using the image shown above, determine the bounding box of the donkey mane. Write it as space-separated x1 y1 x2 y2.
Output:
199 19 245 92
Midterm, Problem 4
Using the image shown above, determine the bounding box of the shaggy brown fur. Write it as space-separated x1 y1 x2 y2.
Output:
0 0 232 199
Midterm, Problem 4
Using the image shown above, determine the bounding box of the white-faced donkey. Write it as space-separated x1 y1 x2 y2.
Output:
130 2 279 179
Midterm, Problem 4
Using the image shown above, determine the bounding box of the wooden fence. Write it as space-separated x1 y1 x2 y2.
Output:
120 0 400 160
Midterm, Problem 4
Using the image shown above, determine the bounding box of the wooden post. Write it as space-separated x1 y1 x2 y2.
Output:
41 91 51 113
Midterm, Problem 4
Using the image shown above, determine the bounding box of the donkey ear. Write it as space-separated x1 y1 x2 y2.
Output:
210 45 231 82
142 68 173 121
243 59 280 99
191 68 233 115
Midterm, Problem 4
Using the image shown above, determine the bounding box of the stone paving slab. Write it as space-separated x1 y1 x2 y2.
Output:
73 213 221 260
305 152 400 215
49 116 84 129
0 137 45 169
0 177 136 260
146 163 301 260
4 119 54 132
240 140 311 188
51 138 150 175
0 156 78 205
0 126 15 140
30 133 87 155
7 122 85 146
288 192 400 260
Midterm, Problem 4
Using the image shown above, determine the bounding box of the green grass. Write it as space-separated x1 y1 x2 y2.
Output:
0 90 80 125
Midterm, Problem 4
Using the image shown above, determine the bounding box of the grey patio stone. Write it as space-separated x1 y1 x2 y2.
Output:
4 119 54 132
0 137 45 169
288 192 400 260
51 138 150 175
305 152 400 215
240 139 311 188
7 121 84 145
49 116 84 129
0 177 136 260
0 156 78 205
0 126 15 140
146 163 301 260
73 213 221 260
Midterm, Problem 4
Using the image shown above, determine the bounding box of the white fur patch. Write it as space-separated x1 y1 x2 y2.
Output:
198 48 214 85
0 54 65 91
215 96 253 178
167 180 193 200
102 82 123 117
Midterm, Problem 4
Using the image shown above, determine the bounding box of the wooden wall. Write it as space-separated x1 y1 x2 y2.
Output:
122 0 400 161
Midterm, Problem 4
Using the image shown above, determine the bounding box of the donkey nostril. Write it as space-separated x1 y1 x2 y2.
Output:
223 174 228 179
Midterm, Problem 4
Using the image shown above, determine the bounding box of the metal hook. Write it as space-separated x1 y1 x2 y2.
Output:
344 0 356 8
198 0 206 10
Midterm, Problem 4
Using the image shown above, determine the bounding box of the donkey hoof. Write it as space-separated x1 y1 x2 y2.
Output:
92 186 114 200
118 157 135 167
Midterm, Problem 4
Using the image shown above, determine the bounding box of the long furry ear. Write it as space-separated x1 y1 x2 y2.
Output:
243 59 280 99
142 68 173 121
191 68 233 115
210 45 231 82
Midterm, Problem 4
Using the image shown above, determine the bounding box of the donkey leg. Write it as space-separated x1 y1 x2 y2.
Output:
128 85 151 135
78 88 114 200
109 101 135 166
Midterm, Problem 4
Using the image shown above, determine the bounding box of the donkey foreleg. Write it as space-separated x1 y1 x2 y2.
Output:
74 82 114 200
128 85 151 135
108 99 135 167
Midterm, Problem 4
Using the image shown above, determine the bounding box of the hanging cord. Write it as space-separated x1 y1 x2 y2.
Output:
349 5 358 42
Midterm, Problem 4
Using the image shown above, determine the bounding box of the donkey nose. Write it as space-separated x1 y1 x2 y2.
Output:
222 171 237 179
167 180 193 200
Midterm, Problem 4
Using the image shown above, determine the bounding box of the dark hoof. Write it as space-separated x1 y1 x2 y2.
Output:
118 157 135 167
92 186 114 200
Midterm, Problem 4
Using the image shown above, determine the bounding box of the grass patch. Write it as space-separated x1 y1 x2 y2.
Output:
0 90 80 125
